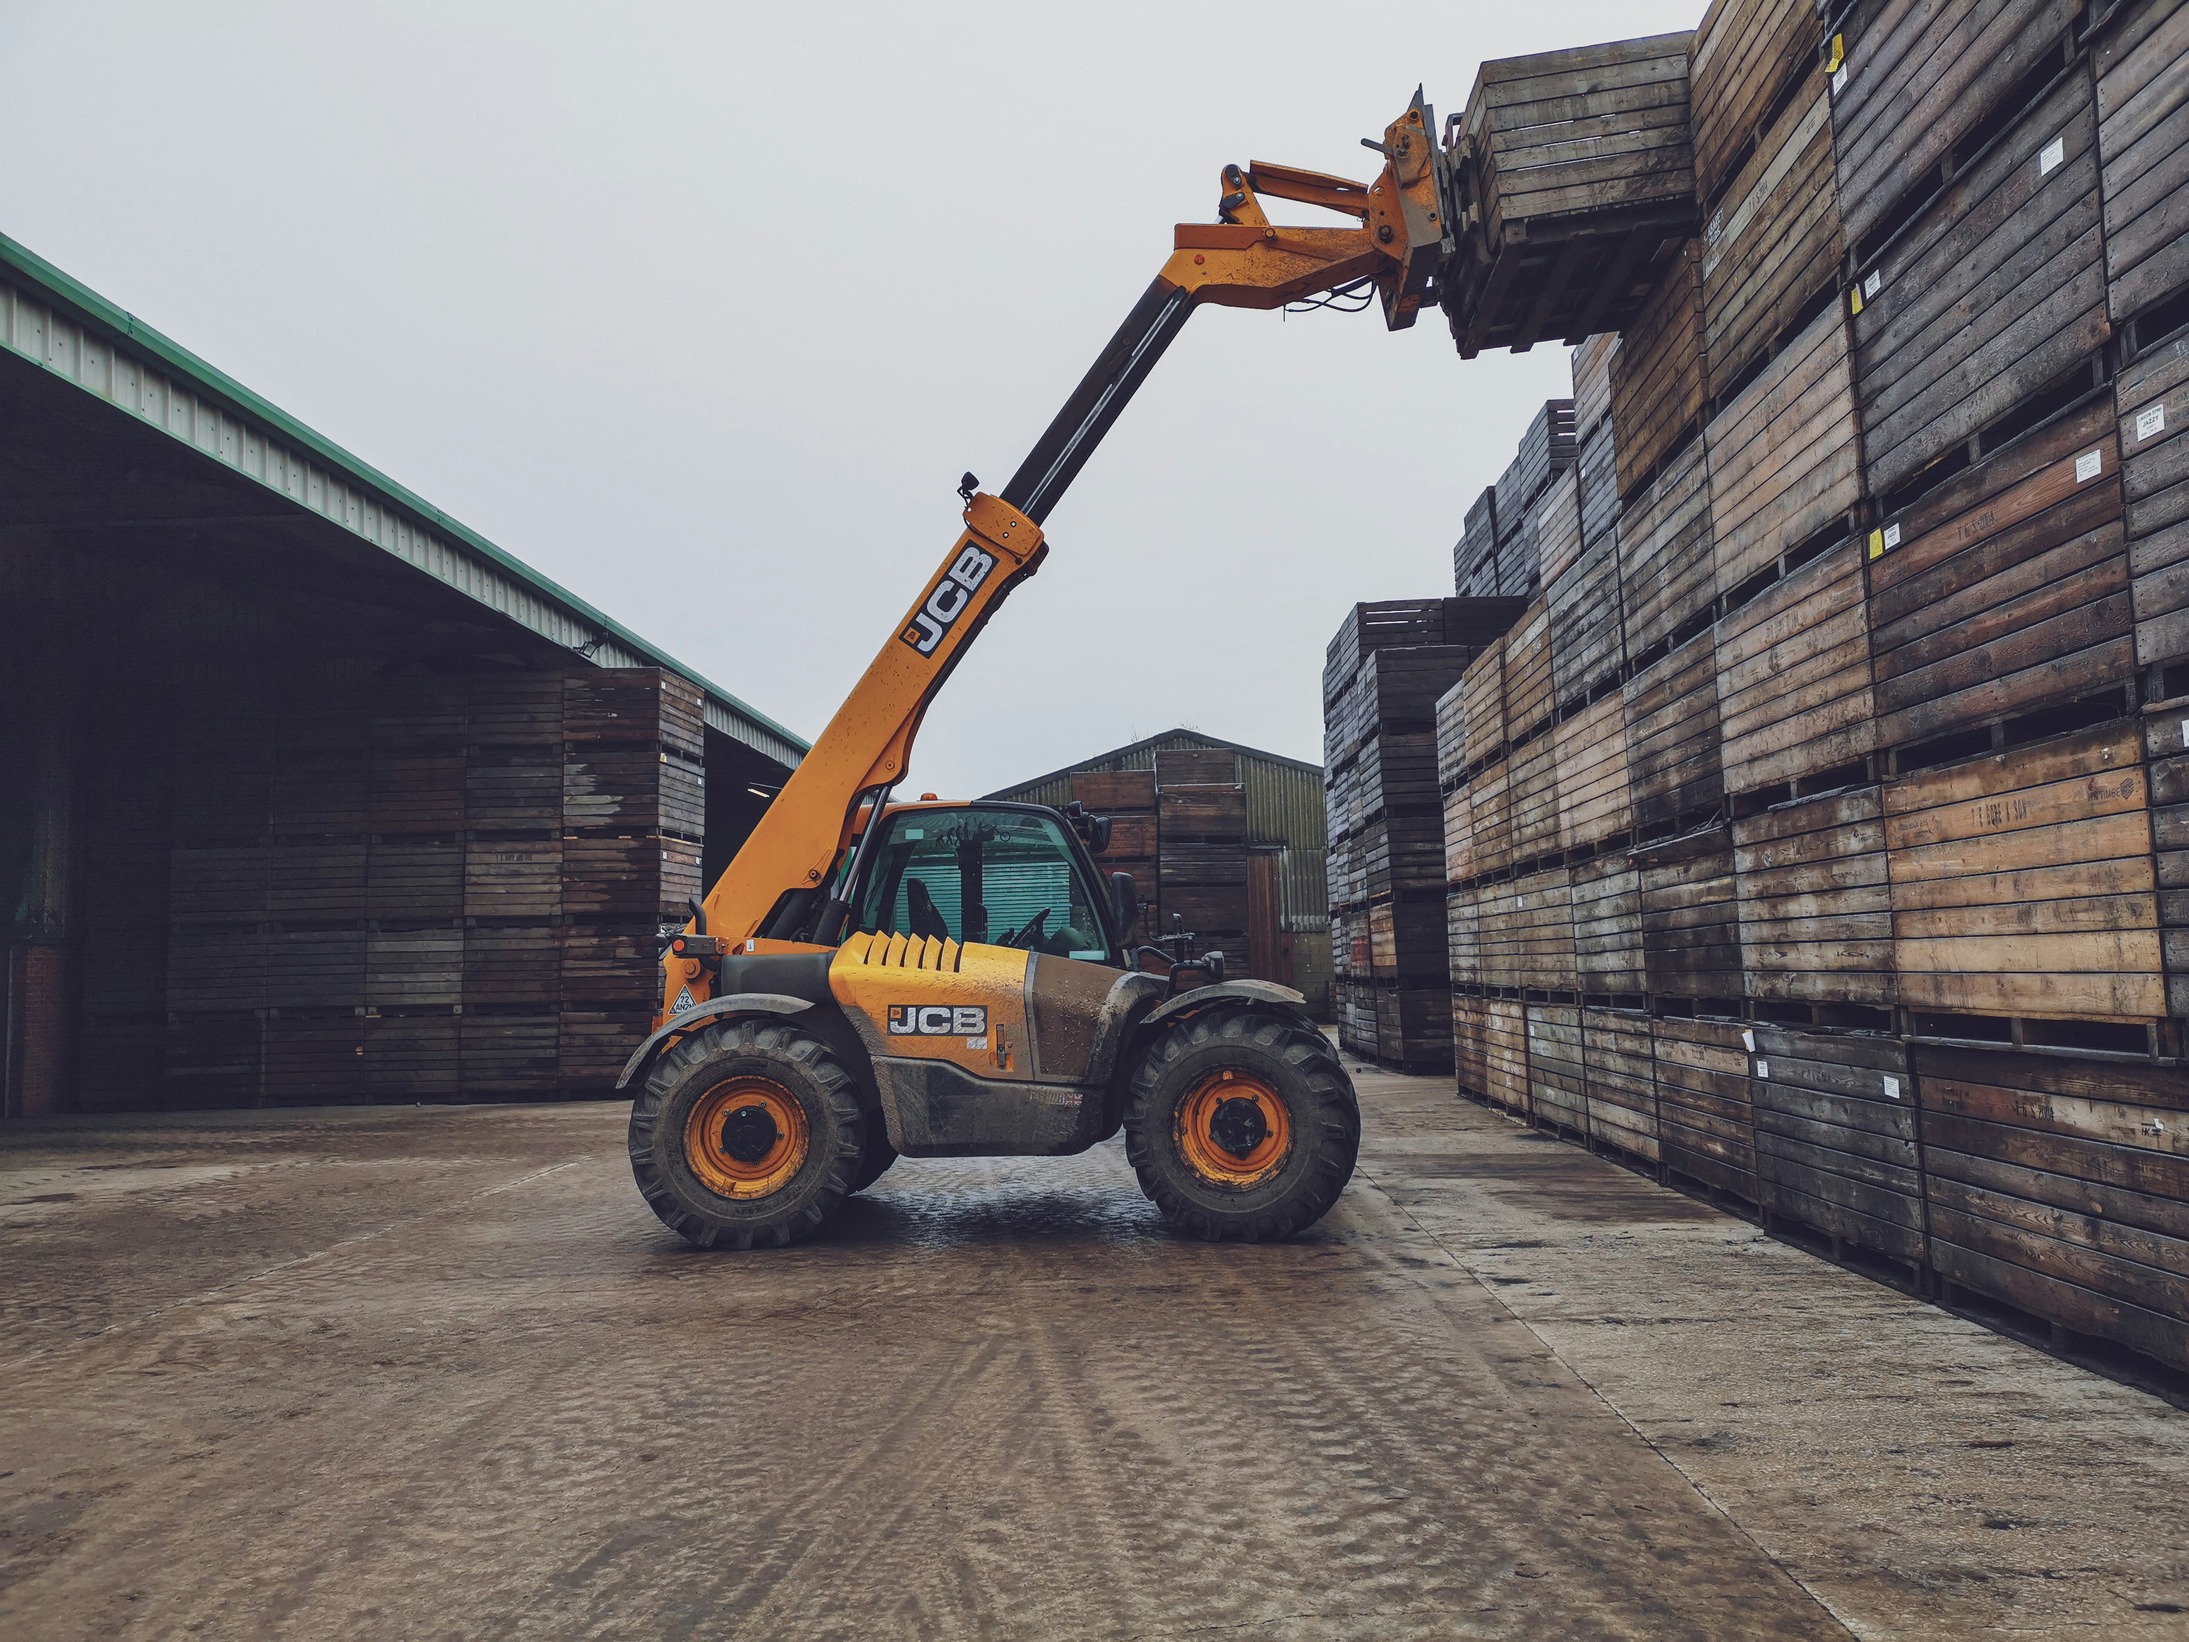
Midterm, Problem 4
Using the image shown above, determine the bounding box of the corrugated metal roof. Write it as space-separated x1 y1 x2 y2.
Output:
0 231 806 770
984 728 1328 930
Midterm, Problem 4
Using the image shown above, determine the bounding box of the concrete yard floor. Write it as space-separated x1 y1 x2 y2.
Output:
3 1066 2188 1639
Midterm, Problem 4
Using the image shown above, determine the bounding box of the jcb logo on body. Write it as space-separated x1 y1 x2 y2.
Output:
901 543 997 655
888 1004 987 1037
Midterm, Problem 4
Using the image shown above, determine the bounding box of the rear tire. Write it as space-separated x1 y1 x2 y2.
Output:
1123 1008 1359 1241
628 1018 864 1249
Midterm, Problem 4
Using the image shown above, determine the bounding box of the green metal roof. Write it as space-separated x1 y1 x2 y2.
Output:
0 229 806 768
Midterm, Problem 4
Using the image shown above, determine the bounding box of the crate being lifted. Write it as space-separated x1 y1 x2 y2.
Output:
1442 32 1700 356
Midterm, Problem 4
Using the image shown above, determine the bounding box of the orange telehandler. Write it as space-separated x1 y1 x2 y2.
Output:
616 96 1452 1249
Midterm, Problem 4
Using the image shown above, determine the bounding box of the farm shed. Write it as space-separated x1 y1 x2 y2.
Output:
985 730 1331 1017
0 234 805 1118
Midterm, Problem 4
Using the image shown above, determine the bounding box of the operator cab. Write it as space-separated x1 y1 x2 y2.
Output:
844 801 1130 967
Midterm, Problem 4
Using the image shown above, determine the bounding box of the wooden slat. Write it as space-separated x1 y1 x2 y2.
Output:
1504 597 1555 743
1452 992 1491 1097
1852 71 2109 495
2095 0 2189 321
2141 704 2189 1020
1869 398 2127 749
1715 538 1875 795
1884 722 2165 1021
2116 329 2189 670
1706 303 1861 594
1702 80 1842 392
1549 525 1626 708
1508 730 1562 861
1613 242 1709 496
1617 437 1716 659
1734 786 1896 1006
1484 998 1533 1115
1573 332 1620 447
1691 0 1823 201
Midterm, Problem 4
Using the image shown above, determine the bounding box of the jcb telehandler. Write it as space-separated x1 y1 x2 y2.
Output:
616 96 1452 1249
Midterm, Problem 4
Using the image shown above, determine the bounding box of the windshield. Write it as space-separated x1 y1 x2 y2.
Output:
853 808 1111 961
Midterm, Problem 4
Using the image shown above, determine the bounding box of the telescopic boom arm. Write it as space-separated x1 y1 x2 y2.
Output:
675 95 1448 987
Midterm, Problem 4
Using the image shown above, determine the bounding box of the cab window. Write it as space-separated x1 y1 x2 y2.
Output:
853 809 1110 960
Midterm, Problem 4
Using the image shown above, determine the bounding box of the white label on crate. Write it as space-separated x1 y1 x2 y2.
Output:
2039 135 2065 175
2138 403 2167 441
1707 212 1724 245
2076 449 2103 482
1863 269 1883 300
1883 522 1902 550
1755 1059 1770 1079
1832 64 1849 95
1883 1075 1902 1101
1742 1029 1756 1053
2179 717 2188 749
1515 895 1526 908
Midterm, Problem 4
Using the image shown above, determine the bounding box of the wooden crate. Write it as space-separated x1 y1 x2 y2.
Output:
464 751 561 834
266 930 366 1011
1869 399 2128 752
1554 694 1634 853
1484 998 1532 1114
1829 0 2080 252
1528 1004 1590 1133
1459 643 1507 767
1701 75 1840 396
562 924 657 1008
1508 729 1563 862
1516 864 1578 993
368 930 463 1008
1706 303 1861 596
1623 631 1725 830
463 926 560 1009
461 1013 560 1096
563 748 704 840
2117 330 2189 672
466 673 566 747
1918 1044 2189 1373
463 839 561 922
1445 34 1699 356
566 669 705 761
1652 1014 1759 1199
369 753 466 836
1851 71 2109 497
1070 770 1158 812
1442 785 1474 887
1637 824 1743 1001
1549 526 1625 709
1579 401 1623 548
1447 885 1482 988
1155 747 1241 788
1496 401 1581 537
1325 599 1516 702
1466 757 1515 879
1533 465 1585 596
273 755 369 838
1618 438 1716 662
557 1008 652 1094
1612 241 1708 497
1734 786 1896 1007
365 1013 460 1100
1504 598 1555 745
169 846 270 925
165 931 266 1013
1750 1027 1924 1263
1367 894 1447 985
1691 0 1823 202
1573 332 1620 445
1338 980 1379 1061
1158 785 1248 842
1361 818 1443 902
1375 986 1456 1070
269 842 366 923
161 1012 261 1107
369 841 463 923
1100 813 1159 860
1885 723 2166 1023
1572 854 1646 996
260 1013 367 1105
1715 538 1875 796
1453 993 1491 1097
1458 489 1502 597
1581 1005 1659 1160
2097 0 2189 324
2146 703 2189 1020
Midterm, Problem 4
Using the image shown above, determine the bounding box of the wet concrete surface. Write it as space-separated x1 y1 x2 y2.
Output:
2 1063 2186 1639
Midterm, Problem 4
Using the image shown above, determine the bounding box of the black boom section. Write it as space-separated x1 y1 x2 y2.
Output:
1001 279 1196 524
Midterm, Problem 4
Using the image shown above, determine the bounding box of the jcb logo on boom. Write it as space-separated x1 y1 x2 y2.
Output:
887 1004 987 1036
900 543 996 655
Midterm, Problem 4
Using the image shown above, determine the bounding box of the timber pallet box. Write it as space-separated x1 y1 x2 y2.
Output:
2117 326 2189 675
1884 721 2168 1026
464 751 563 835
1369 985 1456 1072
369 753 467 836
1527 1003 1589 1134
161 1012 263 1107
1612 242 1708 500
364 1012 462 1100
558 1008 653 1094
1715 536 1876 798
564 670 706 761
1573 853 1646 996
1637 824 1744 1001
1706 302 1860 608
1554 695 1634 853
1154 748 1240 788
368 841 464 923
1829 0 2085 257
561 835 703 924
1691 0 1824 207
1494 401 1580 532
2097 3 2189 325
1503 599 1556 746
1747 1026 1925 1267
1457 490 1501 597
1574 331 1620 446
1653 1013 1763 1203
463 926 562 1008
268 931 366 1011
257 1014 367 1105
1916 1043 2189 1375
1580 1005 1660 1161
466 674 567 748
1549 503 1625 709
1507 732 1563 862
1442 33 1700 356
562 925 660 1009
1849 67 2109 498
1867 396 2128 755
1368 894 1449 984
1579 413 1623 552
563 747 706 841
464 839 562 922
367 930 463 1009
273 756 370 838
461 1012 561 1096
1623 631 1726 831
1479 866 1578 994
1734 785 1895 1008
1617 438 1715 663
1070 770 1157 813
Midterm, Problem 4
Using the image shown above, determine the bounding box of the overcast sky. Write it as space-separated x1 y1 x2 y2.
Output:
5 1 1700 797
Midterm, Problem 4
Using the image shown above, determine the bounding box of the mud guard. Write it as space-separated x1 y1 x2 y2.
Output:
613 993 815 1091
1140 979 1317 1033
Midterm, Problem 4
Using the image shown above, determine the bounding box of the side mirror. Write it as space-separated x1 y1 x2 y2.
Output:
1109 870 1139 944
1090 813 1112 855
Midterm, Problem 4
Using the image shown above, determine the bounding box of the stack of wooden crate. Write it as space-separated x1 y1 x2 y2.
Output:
1454 401 1577 600
1070 769 1159 941
1152 747 1250 961
1432 0 2189 1378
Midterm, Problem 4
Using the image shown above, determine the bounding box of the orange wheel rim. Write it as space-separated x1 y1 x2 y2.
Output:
1175 1069 1292 1189
683 1077 809 1200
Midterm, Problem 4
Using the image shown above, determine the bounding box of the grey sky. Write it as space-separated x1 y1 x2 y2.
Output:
4 1 1701 797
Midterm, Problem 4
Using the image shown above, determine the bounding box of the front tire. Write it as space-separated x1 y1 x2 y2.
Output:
628 1018 864 1249
1123 1008 1360 1241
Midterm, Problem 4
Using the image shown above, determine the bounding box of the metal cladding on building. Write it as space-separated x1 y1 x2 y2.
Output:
0 231 807 1118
